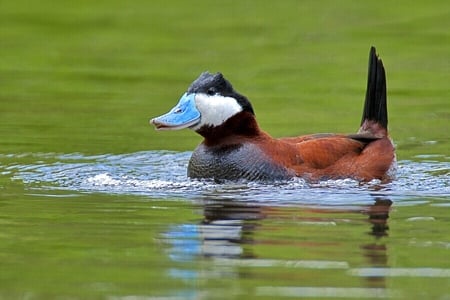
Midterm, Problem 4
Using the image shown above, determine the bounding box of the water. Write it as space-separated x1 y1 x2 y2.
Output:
4 151 449 202
1 152 449 299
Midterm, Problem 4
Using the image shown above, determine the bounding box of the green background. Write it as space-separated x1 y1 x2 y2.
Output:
1 0 448 157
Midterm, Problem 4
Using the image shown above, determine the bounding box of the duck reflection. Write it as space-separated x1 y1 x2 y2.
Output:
165 201 263 261
164 196 392 292
200 201 264 258
364 198 392 238
361 197 392 289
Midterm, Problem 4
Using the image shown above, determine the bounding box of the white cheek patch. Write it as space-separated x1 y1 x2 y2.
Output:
191 93 243 130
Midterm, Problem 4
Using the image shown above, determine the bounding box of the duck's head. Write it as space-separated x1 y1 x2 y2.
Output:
150 72 255 135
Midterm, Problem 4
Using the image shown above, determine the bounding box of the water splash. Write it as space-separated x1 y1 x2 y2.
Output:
1 151 449 205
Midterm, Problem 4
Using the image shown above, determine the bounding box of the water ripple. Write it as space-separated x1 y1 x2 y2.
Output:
2 151 449 205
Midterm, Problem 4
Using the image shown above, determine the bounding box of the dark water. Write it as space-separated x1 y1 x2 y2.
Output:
1 152 449 299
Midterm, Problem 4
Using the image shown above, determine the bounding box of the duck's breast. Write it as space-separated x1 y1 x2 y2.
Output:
188 142 293 181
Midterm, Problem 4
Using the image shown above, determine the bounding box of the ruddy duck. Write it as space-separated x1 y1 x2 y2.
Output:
151 47 395 182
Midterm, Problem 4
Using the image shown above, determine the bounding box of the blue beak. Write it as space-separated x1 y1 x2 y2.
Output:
151 93 201 130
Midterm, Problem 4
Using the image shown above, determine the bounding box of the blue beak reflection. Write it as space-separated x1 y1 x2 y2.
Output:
151 93 200 130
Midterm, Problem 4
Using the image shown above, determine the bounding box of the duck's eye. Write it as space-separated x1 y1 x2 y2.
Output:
206 88 216 96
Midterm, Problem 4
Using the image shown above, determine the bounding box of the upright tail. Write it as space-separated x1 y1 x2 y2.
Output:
359 46 388 137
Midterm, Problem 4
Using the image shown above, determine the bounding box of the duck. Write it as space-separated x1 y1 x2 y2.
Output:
150 47 395 182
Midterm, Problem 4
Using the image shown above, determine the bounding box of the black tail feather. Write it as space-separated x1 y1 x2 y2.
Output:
361 46 388 129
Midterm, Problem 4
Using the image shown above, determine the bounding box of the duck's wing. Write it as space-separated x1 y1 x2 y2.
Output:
294 135 368 169
281 132 380 145
277 133 384 170
279 133 342 144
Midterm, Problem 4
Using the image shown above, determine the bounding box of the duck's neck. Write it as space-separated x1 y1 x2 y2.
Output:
196 111 263 146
